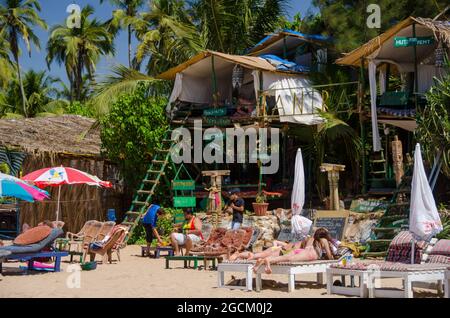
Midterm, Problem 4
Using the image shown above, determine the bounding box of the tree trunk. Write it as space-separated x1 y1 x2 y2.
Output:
11 33 27 117
128 24 132 68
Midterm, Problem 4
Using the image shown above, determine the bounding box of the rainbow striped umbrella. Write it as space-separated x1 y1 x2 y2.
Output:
0 172 49 202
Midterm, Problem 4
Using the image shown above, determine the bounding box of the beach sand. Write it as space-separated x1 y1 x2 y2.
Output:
0 245 440 298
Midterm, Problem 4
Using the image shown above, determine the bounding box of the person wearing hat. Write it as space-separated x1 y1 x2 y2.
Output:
225 189 245 230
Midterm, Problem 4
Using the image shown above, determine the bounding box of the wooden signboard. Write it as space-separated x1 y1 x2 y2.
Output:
313 210 349 241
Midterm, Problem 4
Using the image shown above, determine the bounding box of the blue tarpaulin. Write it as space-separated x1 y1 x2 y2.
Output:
259 54 310 73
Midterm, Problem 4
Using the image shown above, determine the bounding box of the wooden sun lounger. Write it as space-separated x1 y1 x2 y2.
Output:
0 250 69 274
217 256 346 292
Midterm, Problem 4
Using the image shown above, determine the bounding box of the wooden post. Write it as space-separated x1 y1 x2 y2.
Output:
359 58 368 194
202 170 230 228
320 164 346 211
413 23 418 111
211 54 218 107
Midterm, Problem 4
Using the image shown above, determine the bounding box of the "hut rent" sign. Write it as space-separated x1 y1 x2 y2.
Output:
394 36 434 47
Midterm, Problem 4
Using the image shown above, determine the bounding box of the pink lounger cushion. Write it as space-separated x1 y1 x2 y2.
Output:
430 239 450 256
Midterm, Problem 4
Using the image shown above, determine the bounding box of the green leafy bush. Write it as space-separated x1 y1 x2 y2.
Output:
100 82 168 192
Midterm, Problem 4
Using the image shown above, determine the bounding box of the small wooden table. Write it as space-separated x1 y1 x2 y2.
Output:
165 255 219 270
141 246 175 258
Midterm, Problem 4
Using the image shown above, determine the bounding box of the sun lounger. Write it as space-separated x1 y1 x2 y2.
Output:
0 228 68 274
327 232 449 298
217 255 348 292
65 220 97 241
67 221 103 262
87 225 128 264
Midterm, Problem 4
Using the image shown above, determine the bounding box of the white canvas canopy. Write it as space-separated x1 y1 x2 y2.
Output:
160 51 324 125
337 17 450 151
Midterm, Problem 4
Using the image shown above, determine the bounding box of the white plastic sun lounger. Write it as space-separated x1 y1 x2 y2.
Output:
217 256 347 292
327 263 447 298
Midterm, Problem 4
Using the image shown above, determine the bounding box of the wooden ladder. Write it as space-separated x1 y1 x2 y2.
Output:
121 110 191 244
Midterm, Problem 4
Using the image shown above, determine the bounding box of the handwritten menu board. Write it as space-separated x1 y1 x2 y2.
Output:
313 210 349 241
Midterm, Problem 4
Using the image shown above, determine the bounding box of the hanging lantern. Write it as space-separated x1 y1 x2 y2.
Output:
435 41 445 68
232 64 244 90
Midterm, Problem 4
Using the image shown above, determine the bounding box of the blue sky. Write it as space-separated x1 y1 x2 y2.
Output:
20 0 314 83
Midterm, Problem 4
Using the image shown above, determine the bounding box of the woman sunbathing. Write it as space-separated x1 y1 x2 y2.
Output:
228 239 304 261
252 228 335 274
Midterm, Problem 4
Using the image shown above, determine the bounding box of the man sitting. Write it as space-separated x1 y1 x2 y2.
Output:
170 209 203 255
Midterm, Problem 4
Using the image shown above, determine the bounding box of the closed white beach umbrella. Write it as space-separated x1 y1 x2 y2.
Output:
409 144 443 242
291 149 312 239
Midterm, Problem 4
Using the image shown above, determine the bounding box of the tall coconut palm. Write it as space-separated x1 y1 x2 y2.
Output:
134 0 202 75
101 0 145 68
46 5 115 102
0 69 65 118
0 0 47 117
0 29 15 89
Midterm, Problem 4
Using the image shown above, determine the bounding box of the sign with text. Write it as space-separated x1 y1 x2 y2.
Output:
394 36 434 48
313 210 349 241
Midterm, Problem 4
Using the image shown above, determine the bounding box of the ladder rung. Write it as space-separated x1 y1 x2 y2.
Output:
137 190 154 195
371 171 386 174
121 222 135 227
156 149 170 153
370 159 386 163
171 120 184 124
152 160 167 164
143 180 158 184
133 201 148 206
125 211 141 216
147 170 164 174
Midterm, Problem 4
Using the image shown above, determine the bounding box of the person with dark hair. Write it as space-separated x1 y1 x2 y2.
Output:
224 189 245 230
141 204 165 257
170 208 203 255
252 228 336 274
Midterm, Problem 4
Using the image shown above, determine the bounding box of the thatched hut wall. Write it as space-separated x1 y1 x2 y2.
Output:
0 115 127 233
19 153 125 233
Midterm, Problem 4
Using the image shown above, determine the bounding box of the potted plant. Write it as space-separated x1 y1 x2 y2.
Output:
252 192 269 216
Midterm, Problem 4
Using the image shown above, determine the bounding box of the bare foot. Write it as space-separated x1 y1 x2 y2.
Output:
252 258 264 273
264 259 272 274
229 253 239 261
247 252 254 260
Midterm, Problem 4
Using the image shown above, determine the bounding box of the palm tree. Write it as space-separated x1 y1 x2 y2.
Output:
0 0 47 117
0 69 65 118
46 5 115 102
134 0 202 75
0 29 15 89
192 0 287 54
101 0 144 68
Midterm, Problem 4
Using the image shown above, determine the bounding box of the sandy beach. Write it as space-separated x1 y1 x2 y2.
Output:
0 245 441 298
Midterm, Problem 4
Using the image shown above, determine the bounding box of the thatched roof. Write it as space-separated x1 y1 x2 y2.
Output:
0 115 102 157
336 17 450 66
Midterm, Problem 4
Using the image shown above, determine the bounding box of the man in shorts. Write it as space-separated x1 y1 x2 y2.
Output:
170 209 203 255
141 204 165 257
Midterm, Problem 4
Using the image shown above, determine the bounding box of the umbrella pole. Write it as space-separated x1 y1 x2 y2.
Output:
411 239 415 264
56 185 61 222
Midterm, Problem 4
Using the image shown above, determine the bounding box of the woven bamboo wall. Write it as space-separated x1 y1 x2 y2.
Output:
19 153 126 233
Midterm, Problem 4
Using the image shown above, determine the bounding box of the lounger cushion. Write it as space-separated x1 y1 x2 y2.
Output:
430 239 450 256
0 228 63 254
386 231 426 264
427 254 450 264
13 225 52 245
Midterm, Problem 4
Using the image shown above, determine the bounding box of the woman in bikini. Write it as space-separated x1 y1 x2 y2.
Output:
228 239 303 261
252 228 335 274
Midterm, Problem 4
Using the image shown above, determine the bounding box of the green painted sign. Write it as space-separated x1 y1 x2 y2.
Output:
173 196 196 208
203 107 227 117
394 36 434 48
172 180 196 190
